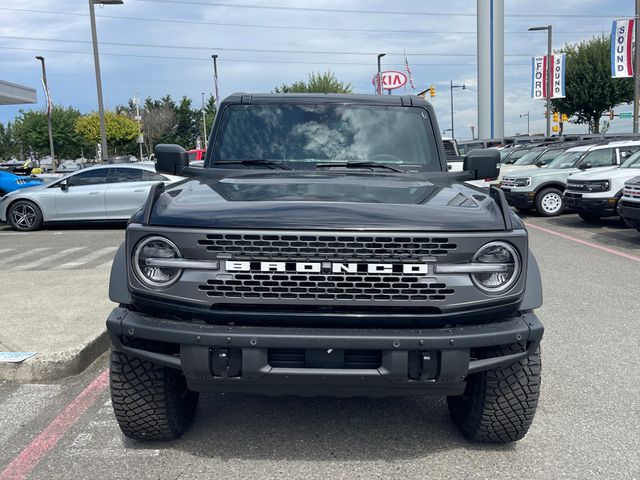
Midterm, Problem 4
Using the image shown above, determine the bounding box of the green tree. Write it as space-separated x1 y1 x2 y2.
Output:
11 106 90 159
74 112 139 154
552 35 634 133
274 71 353 94
0 122 20 161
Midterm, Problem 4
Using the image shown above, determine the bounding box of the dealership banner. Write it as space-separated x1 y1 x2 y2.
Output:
611 19 635 78
531 54 565 99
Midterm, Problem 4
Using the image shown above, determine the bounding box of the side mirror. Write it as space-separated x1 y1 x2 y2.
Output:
60 179 69 191
463 149 501 180
538 160 547 167
155 144 189 175
579 161 592 170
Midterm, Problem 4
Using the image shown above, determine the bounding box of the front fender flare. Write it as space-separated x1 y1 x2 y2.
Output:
521 249 543 310
109 242 131 305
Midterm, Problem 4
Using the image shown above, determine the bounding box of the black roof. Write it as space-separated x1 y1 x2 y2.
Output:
223 92 431 108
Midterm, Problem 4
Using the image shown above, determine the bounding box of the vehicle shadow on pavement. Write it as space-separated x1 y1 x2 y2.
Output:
129 394 515 460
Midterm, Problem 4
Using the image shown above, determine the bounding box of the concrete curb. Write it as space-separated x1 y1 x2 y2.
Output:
0 330 110 383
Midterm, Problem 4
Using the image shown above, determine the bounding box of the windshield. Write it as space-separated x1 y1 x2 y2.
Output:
620 150 640 168
513 148 544 165
545 150 585 169
503 148 530 163
210 104 441 170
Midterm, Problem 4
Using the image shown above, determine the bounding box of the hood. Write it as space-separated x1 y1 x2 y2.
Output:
503 167 570 179
568 166 621 181
147 171 507 231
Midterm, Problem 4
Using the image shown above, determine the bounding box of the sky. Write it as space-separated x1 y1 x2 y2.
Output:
0 0 635 140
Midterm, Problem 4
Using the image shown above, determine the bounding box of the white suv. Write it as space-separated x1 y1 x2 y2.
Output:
618 176 640 231
564 146 640 221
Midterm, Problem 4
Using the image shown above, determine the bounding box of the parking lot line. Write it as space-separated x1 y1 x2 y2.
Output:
525 222 640 263
0 370 108 480
0 248 49 266
51 247 118 270
11 247 85 271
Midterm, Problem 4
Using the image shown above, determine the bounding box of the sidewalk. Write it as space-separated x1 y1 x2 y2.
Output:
0 265 115 382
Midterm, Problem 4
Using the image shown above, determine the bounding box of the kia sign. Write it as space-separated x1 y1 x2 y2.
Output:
381 71 407 90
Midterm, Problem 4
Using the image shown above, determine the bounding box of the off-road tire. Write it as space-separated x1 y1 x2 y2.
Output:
7 199 43 231
110 348 199 441
447 344 541 443
578 212 601 222
535 188 564 216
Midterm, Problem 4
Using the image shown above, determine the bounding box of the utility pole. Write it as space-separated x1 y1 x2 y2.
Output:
528 25 553 137
88 0 123 162
211 55 220 108
377 53 385 95
134 89 143 161
634 0 640 133
201 92 208 147
520 111 530 135
450 81 466 139
35 56 55 172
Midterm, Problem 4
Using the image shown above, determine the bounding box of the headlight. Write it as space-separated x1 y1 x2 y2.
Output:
471 241 521 293
132 236 182 288
586 180 610 192
514 177 530 187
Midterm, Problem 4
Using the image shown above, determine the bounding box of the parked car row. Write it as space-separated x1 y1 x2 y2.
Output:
0 163 184 231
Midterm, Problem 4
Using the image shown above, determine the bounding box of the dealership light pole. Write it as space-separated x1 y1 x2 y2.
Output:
634 0 640 133
201 92 208 146
529 25 553 137
89 0 123 162
377 53 385 95
520 111 530 135
35 56 55 172
450 81 466 139
211 55 220 108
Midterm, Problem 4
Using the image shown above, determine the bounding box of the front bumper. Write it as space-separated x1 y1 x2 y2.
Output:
619 201 640 228
564 193 617 217
107 307 543 397
501 189 535 210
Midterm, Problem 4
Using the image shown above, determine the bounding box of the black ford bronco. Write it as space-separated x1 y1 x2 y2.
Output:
107 93 543 443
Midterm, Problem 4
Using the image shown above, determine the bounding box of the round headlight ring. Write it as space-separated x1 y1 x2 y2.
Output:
471 241 521 294
132 236 182 288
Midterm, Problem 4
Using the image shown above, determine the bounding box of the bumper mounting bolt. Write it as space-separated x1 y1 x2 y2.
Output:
393 340 400 348
250 338 257 346
127 328 134 335
516 334 522 341
419 340 424 346
196 336 201 343
226 337 232 343
449 339 455 345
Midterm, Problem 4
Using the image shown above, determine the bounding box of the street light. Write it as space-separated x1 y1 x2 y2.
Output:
88 0 123 162
35 56 55 172
528 25 552 137
449 81 467 139
520 111 530 135
377 53 385 95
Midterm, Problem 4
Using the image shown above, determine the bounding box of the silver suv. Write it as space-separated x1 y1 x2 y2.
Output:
619 176 640 231
500 141 640 216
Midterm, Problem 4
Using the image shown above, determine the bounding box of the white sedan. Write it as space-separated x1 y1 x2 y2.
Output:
0 163 183 231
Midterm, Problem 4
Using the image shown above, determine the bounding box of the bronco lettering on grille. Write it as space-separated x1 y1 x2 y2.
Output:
225 261 431 275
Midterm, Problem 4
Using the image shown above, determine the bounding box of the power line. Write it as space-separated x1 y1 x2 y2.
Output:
133 0 629 19
0 7 611 35
0 45 531 67
0 35 532 57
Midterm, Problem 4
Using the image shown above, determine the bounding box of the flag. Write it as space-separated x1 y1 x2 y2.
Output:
40 78 52 114
531 54 565 99
611 19 635 78
404 57 415 90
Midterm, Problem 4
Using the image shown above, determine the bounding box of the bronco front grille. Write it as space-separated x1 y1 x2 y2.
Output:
198 272 454 302
197 233 457 261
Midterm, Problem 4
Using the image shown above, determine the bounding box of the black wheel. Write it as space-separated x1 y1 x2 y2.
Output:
447 344 541 443
7 199 43 231
578 212 601 222
535 188 564 216
110 347 199 440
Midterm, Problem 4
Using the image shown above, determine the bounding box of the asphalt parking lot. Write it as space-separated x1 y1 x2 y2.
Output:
0 214 639 479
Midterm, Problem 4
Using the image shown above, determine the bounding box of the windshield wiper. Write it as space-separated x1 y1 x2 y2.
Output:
316 161 406 173
214 159 291 170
